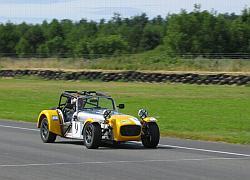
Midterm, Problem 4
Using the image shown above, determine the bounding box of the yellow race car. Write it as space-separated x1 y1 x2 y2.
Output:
37 91 160 149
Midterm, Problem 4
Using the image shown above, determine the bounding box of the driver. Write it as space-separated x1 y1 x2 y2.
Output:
77 98 86 111
64 98 76 122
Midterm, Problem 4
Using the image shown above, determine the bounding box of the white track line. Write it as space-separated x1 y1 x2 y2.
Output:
0 124 250 157
0 124 39 132
0 157 249 168
131 141 250 158
158 144 250 157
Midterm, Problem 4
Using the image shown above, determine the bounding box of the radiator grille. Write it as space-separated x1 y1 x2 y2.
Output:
120 125 141 136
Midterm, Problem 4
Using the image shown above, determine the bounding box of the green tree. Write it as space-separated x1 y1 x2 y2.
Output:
123 13 149 52
45 36 67 57
23 25 45 55
241 8 250 23
74 39 89 58
88 35 128 58
15 37 31 57
37 44 49 58
47 19 63 39
164 7 232 56
140 24 163 51
0 7 250 59
0 23 19 56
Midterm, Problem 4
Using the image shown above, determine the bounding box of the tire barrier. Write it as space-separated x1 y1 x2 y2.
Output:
0 69 249 86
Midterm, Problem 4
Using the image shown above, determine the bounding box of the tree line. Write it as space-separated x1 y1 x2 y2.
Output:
0 5 249 58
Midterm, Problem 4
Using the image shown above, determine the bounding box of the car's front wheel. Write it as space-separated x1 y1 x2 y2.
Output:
141 122 160 148
83 123 101 149
40 117 57 143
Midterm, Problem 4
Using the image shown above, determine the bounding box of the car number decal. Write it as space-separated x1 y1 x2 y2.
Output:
74 123 78 133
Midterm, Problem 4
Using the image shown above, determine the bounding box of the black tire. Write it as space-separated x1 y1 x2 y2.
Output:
40 118 57 143
83 123 102 149
142 122 160 148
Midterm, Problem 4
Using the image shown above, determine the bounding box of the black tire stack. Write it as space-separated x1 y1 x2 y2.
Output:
0 69 250 86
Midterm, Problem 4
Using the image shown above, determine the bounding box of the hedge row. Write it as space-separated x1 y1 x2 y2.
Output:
0 69 249 85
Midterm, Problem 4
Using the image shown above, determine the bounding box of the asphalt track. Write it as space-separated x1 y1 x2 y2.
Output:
0 120 250 180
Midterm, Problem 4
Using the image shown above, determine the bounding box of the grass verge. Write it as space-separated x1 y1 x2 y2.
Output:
0 77 250 144
1 49 250 72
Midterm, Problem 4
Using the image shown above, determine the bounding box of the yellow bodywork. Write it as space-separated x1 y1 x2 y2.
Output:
83 118 95 124
37 110 62 136
83 115 142 142
109 115 141 142
142 117 157 123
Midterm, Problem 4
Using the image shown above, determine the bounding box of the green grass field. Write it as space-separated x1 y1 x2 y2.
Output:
0 77 250 144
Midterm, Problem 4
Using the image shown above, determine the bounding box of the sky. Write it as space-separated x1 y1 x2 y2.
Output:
0 0 249 24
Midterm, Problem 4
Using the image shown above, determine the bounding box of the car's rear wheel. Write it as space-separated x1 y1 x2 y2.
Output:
40 118 57 143
142 122 160 148
83 123 101 149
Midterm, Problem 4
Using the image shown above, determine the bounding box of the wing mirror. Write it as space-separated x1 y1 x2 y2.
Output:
117 104 125 109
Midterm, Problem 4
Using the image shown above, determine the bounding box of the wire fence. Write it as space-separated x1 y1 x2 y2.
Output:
0 53 250 59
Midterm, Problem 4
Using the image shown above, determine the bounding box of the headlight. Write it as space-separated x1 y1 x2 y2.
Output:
138 109 148 119
103 110 112 120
